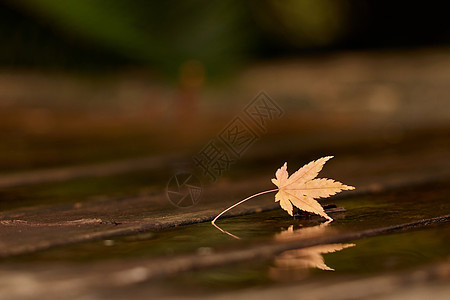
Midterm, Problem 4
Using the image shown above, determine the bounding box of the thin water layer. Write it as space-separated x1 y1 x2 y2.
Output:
3 179 449 263
139 223 450 296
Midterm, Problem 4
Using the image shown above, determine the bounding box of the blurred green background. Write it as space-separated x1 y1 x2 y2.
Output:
2 0 450 79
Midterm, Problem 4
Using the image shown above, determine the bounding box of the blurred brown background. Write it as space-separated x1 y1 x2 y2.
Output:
1 0 449 174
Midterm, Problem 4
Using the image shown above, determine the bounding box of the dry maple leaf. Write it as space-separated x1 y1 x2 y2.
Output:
272 156 355 221
212 156 355 238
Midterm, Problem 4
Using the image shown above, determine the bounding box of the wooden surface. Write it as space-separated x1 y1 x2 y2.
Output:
1 48 450 299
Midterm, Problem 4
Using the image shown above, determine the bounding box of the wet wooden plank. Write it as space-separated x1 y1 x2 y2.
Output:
1 168 449 258
1 129 450 257
194 261 450 300
0 216 448 300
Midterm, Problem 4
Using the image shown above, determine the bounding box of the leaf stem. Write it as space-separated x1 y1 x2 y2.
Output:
211 188 279 237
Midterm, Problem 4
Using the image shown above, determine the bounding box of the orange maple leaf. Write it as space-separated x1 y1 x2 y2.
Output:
272 156 355 221
212 156 355 238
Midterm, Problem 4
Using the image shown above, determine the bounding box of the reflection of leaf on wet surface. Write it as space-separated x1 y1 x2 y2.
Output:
270 223 355 280
273 243 355 271
274 221 333 241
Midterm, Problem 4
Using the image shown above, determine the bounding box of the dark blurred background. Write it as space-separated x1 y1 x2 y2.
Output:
0 0 450 177
2 0 450 77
